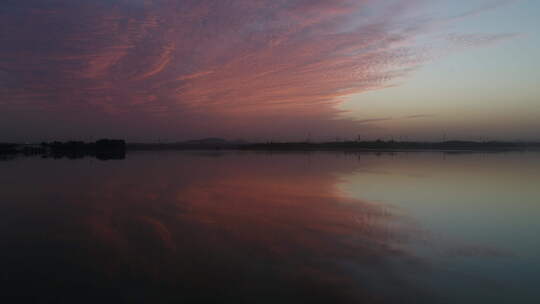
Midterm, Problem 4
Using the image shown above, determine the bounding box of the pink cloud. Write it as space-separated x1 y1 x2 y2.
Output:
0 0 517 140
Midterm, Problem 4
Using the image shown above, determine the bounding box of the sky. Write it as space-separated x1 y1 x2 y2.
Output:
0 0 538 142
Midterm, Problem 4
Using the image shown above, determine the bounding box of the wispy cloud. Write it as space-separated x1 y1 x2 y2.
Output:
0 0 518 139
450 0 521 20
446 33 520 48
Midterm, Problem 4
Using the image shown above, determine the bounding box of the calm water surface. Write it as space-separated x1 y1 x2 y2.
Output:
1 151 539 303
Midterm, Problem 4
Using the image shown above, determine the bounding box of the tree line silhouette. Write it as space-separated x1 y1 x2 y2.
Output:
0 139 126 160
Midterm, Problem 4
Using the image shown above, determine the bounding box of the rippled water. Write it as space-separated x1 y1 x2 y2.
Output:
1 151 539 303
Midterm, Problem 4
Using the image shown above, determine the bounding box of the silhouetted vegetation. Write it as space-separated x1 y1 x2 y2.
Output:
0 143 19 155
0 139 126 160
43 139 126 160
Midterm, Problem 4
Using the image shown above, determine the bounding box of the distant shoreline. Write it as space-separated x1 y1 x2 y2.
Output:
2 140 540 158
127 140 540 152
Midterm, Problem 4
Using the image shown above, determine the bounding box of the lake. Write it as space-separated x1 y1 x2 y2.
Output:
1 151 539 303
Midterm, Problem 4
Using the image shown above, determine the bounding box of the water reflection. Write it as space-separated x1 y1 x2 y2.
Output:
0 152 425 303
1 151 539 303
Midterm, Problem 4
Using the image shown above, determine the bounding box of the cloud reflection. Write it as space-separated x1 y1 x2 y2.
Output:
0 152 425 303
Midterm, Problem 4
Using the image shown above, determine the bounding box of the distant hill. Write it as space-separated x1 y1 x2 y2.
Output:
127 138 249 150
184 138 229 145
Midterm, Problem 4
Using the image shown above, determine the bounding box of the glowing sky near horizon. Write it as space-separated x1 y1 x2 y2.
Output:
0 0 538 141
